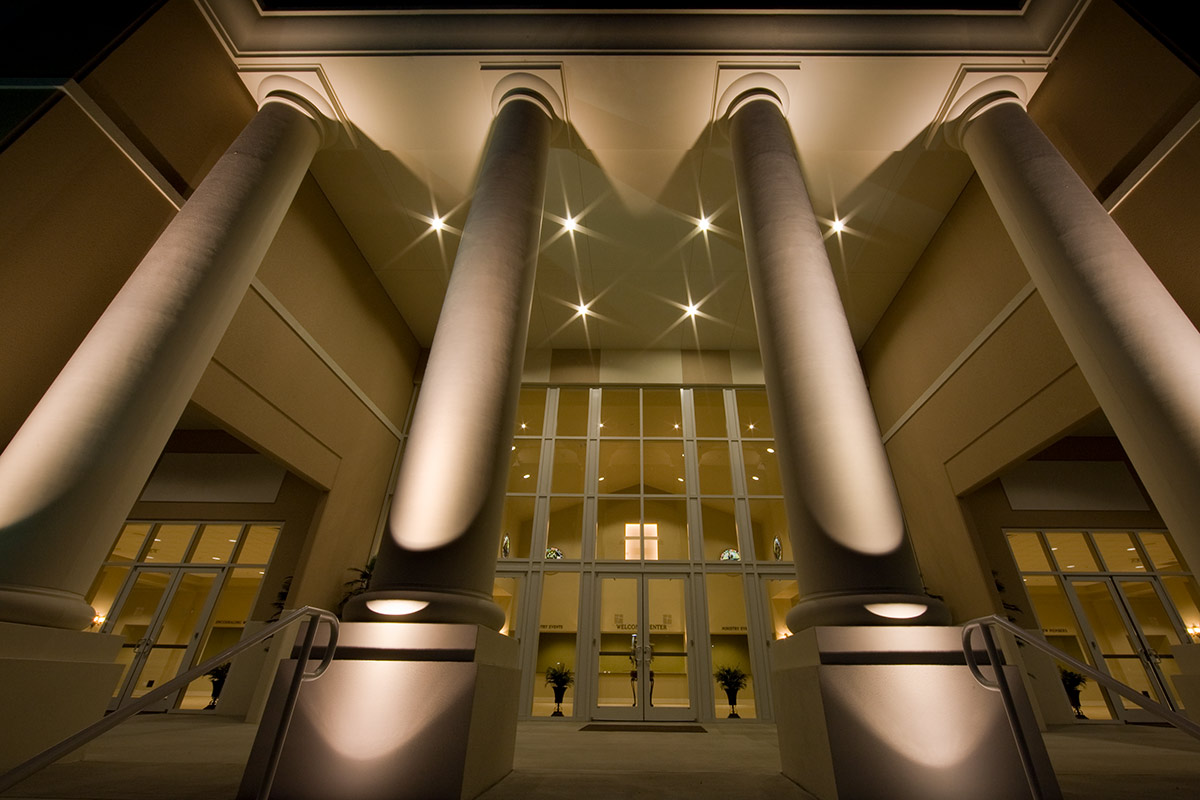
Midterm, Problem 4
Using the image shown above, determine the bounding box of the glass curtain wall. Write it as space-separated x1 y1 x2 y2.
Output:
495 386 800 721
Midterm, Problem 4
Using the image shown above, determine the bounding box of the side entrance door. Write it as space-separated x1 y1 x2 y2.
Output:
592 573 694 720
103 566 224 711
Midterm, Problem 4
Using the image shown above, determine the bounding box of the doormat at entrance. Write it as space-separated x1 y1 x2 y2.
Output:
579 723 707 733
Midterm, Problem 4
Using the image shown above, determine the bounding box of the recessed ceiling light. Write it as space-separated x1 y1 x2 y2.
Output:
677 477 684 482
523 473 531 479
598 476 605 481
521 423 527 429
766 447 775 453
673 423 679 429
564 216 578 232
752 476 760 481
697 216 711 232
431 216 445 231
685 304 699 317
748 423 755 430
576 302 589 315
830 218 845 233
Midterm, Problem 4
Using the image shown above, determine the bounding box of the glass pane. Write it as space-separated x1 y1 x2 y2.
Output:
108 523 151 562
1104 656 1159 710
742 442 782 495
764 578 799 641
1094 532 1145 572
144 524 196 563
86 566 131 630
1162 576 1200 642
696 441 733 495
643 389 682 437
596 498 640 560
507 439 541 493
130 571 218 699
189 524 241 564
514 388 546 436
535 572 579 716
180 568 263 710
499 496 536 559
644 498 688 560
647 578 689 709
750 499 791 562
1023 575 1113 720
693 389 727 438
597 577 639 709
1072 580 1135 654
493 576 520 638
735 390 773 439
551 440 587 494
599 389 639 437
597 440 639 494
1047 532 1098 572
701 498 739 562
110 571 172 646
1007 532 1052 572
643 441 685 495
1118 580 1184 649
556 389 590 436
236 524 280 565
546 498 584 559
708 573 755 719
1141 532 1184 571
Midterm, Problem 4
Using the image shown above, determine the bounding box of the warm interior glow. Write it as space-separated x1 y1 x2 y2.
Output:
865 602 928 619
624 522 659 560
366 599 430 616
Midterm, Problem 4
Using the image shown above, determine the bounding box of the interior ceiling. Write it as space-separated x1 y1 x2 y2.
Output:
200 0 1085 351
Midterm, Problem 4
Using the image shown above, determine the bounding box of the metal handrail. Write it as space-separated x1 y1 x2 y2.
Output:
0 605 339 798
961 615 1200 800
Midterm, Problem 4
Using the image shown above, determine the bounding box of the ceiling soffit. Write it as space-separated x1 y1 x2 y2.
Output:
200 1 1083 350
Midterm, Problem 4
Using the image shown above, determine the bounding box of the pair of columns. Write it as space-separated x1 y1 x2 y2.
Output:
2 70 1197 636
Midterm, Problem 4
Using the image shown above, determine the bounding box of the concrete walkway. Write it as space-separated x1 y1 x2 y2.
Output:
3 715 1200 799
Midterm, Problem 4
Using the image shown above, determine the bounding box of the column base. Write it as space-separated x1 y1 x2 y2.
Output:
771 626 1061 800
0 584 96 630
238 621 520 800
786 591 951 630
0 621 124 772
343 589 505 630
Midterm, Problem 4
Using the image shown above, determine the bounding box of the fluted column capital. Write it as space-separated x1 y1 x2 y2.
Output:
254 73 342 149
941 73 1029 151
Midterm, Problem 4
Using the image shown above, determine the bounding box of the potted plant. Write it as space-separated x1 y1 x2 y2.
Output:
337 556 377 616
714 665 749 718
205 662 231 710
1059 668 1088 719
545 662 574 717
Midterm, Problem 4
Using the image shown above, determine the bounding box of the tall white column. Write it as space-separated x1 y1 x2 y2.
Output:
344 75 559 629
946 77 1200 580
725 79 948 630
0 81 335 630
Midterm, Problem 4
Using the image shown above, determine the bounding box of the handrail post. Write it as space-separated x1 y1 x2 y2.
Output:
977 622 1043 800
256 612 322 800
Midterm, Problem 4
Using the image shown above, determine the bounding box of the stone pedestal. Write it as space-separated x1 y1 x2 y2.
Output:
1170 642 1200 724
771 626 1061 800
238 622 520 800
0 622 124 772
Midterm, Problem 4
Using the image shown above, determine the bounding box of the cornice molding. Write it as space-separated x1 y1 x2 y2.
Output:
198 0 1087 58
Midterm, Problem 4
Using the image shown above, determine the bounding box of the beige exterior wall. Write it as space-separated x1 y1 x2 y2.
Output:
862 0 1200 620
0 0 420 615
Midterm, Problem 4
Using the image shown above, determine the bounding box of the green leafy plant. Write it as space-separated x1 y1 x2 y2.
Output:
338 556 376 615
1059 667 1088 718
713 665 748 692
545 663 575 689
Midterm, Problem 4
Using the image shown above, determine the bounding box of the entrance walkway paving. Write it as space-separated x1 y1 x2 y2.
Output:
3 715 1199 799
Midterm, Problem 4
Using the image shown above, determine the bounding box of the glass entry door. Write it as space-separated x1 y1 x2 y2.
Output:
104 566 224 711
593 574 693 720
1066 576 1188 720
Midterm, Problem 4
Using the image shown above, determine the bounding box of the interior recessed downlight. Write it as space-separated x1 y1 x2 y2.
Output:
685 304 699 317
564 216 578 232
865 602 927 619
697 217 711 232
831 218 845 233
366 599 429 616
